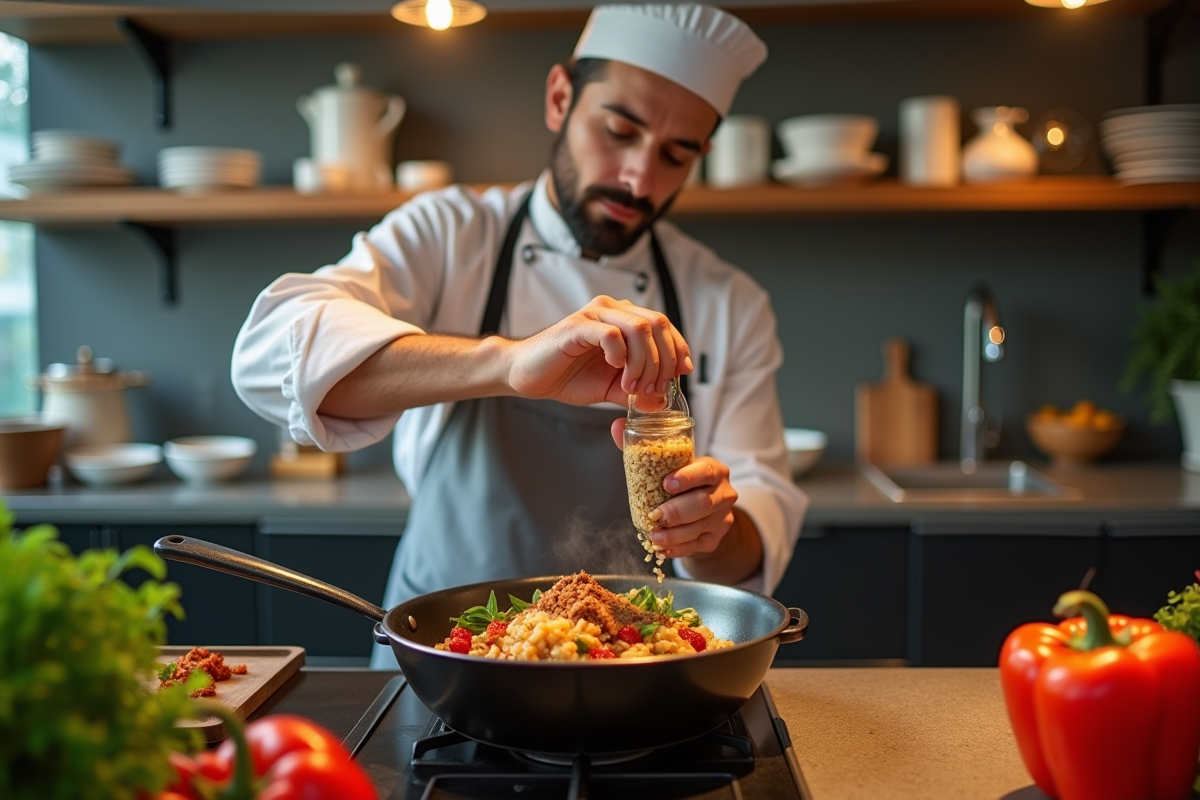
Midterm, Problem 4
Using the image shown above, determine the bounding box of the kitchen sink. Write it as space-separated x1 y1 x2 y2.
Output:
861 460 1082 503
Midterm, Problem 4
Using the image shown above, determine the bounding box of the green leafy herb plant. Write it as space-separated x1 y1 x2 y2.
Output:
1155 571 1200 644
0 506 203 800
1122 263 1200 424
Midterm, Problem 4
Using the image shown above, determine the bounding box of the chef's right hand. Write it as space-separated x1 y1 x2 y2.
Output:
503 295 692 407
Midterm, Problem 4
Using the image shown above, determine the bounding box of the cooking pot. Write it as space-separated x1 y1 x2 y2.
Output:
153 535 808 757
27 346 149 450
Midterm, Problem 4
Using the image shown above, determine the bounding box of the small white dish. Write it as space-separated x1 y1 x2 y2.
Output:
164 435 257 485
65 443 162 486
785 428 828 478
772 153 888 187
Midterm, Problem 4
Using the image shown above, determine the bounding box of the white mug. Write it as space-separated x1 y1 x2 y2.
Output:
899 96 961 186
396 159 454 192
706 115 771 189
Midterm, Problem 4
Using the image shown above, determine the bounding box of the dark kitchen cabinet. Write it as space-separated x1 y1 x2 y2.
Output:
907 520 1103 667
1103 519 1200 619
16 521 103 553
112 524 259 647
253 525 403 661
772 526 908 665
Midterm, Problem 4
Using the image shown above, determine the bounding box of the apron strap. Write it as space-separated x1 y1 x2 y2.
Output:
480 192 687 398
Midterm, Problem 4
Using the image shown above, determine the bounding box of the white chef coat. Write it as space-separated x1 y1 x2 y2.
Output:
231 172 807 595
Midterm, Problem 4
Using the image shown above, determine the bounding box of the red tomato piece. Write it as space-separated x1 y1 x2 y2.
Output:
617 625 642 646
588 646 617 659
486 620 508 638
448 637 471 654
450 627 473 641
678 627 707 652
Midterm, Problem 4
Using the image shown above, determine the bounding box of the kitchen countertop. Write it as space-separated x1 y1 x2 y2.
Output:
765 668 1036 800
5 462 1200 528
254 666 1044 800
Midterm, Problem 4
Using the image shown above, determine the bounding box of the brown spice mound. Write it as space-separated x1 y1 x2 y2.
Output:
533 572 667 637
159 647 248 697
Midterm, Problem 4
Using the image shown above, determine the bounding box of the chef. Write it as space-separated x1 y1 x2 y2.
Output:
231 2 807 668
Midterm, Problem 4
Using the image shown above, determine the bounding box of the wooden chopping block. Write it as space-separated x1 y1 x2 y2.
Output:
855 338 937 465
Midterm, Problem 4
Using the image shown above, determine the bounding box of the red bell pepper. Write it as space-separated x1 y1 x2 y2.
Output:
999 590 1200 800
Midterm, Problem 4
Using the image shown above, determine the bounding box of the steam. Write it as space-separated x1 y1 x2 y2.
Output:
551 509 658 578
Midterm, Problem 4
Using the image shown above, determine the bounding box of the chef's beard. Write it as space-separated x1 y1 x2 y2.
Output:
549 131 677 257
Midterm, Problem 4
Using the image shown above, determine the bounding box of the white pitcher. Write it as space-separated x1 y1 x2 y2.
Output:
297 63 406 191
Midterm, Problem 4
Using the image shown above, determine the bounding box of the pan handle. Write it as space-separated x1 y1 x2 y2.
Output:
372 623 390 645
777 607 809 645
153 535 387 623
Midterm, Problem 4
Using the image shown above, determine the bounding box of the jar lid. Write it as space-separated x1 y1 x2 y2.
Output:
28 346 150 392
627 377 692 432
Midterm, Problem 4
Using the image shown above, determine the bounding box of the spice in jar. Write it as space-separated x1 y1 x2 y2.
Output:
623 379 694 583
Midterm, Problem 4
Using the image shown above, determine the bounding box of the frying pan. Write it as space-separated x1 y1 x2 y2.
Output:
153 535 808 757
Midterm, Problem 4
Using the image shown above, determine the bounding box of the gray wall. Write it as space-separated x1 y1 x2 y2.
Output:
29 9 1200 471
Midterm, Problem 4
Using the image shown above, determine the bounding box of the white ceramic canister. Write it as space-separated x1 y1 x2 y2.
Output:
962 106 1038 183
297 63 406 192
27 346 150 450
899 95 961 186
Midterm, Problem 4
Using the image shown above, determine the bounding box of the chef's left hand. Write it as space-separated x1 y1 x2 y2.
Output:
610 418 737 557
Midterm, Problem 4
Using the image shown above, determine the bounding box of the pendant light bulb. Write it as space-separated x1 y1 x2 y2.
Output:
426 0 453 30
1024 0 1110 7
1061 0 1086 7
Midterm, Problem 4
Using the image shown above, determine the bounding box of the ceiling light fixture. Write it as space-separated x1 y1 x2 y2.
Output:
1024 0 1110 8
391 0 487 30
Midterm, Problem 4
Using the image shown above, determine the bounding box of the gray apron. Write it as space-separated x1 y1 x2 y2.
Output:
371 194 686 667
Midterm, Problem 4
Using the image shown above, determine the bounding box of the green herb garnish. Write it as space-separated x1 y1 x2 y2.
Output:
157 662 178 682
451 588 547 634
638 623 660 638
1156 574 1200 643
575 638 591 654
627 586 701 627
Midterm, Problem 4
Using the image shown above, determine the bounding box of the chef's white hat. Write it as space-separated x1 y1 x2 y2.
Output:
572 3 768 117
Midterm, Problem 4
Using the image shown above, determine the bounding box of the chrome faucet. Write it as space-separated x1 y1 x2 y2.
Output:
961 286 1004 473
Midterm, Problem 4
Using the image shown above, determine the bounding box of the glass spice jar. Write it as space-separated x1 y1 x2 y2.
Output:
623 378 694 582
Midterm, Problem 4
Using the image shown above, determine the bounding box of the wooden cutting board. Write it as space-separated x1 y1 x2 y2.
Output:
855 338 937 466
150 646 306 742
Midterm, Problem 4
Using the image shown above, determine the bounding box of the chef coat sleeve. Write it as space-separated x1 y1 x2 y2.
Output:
231 189 479 452
674 277 807 597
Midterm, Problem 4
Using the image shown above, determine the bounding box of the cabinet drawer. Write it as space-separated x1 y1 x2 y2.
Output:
112 524 259 647
254 532 400 659
772 526 908 665
908 520 1102 666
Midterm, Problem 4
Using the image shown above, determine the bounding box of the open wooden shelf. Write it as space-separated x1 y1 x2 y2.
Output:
0 0 1179 45
0 177 1196 227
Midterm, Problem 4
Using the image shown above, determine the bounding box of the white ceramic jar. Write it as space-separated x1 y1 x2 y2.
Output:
962 106 1038 183
27 346 149 450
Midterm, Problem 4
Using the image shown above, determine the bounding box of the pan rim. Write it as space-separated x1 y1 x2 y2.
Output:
381 572 792 664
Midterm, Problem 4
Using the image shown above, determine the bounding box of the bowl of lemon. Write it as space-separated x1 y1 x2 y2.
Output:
1026 400 1125 468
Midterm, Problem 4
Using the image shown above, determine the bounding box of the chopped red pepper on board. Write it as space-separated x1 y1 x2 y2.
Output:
999 590 1200 800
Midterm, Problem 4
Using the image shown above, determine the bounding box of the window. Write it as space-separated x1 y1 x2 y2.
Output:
0 33 32 417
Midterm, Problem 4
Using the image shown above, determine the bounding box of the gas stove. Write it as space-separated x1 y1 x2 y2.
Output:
344 676 812 800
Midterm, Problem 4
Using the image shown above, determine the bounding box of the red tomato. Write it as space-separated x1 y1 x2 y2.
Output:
215 714 350 778
194 750 231 784
160 752 202 800
257 750 377 800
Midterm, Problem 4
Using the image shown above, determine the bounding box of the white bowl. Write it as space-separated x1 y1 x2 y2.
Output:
65 443 162 486
776 114 879 161
784 428 828 478
164 435 256 484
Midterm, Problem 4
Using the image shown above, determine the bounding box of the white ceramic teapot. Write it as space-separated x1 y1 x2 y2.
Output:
297 63 406 192
962 106 1038 183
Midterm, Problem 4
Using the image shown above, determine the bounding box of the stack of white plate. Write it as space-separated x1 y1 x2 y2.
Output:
157 147 262 192
7 129 134 191
1099 105 1200 185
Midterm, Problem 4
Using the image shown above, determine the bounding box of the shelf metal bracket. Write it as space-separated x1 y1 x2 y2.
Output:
1140 209 1186 295
121 221 178 305
1145 0 1190 105
117 18 171 130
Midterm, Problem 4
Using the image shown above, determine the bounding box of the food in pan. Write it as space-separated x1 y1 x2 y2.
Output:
434 572 733 661
158 646 247 697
